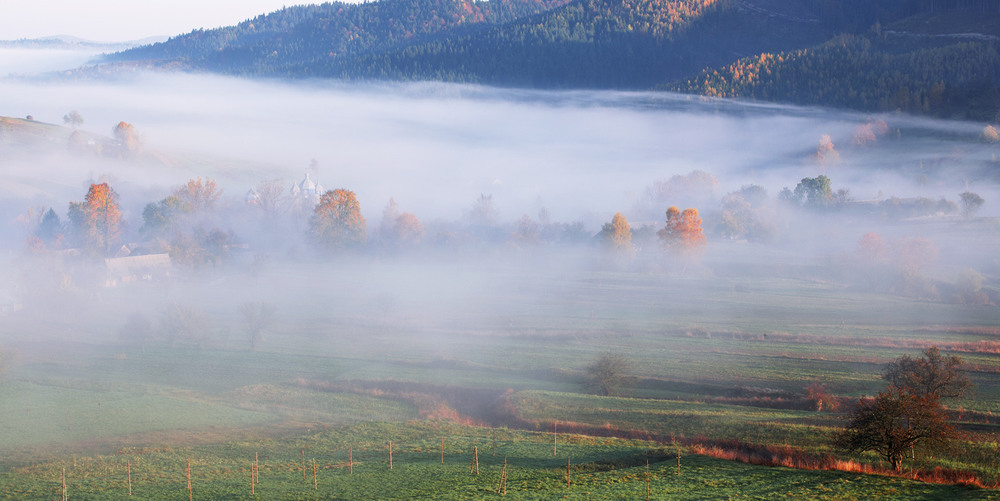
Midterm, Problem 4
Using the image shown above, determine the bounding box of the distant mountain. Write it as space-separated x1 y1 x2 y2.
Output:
103 0 1000 118
0 35 168 52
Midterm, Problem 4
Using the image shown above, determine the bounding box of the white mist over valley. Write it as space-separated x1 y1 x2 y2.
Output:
1 45 999 497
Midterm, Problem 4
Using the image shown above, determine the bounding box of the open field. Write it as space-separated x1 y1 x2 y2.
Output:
0 421 990 500
1 244 999 498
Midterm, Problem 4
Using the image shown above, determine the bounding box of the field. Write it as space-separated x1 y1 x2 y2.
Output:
0 421 990 500
1 241 1000 499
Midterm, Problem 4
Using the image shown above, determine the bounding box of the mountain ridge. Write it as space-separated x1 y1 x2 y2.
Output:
101 0 1000 118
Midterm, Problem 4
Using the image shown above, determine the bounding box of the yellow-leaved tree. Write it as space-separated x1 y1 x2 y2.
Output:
309 189 367 251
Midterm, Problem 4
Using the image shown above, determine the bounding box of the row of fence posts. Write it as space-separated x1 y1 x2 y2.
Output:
54 424 678 498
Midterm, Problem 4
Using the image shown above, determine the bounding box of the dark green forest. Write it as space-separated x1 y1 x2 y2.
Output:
105 0 1000 118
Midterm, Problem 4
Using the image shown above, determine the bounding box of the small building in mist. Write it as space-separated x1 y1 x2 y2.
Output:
104 253 172 287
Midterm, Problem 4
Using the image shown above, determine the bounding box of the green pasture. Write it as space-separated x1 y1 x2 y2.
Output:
0 422 991 500
1 260 998 496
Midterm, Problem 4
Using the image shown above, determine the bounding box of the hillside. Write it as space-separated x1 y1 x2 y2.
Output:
103 0 1000 117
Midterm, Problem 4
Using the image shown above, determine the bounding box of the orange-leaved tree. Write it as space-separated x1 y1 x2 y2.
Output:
112 121 141 155
600 212 632 253
309 189 366 251
658 206 706 252
69 183 122 256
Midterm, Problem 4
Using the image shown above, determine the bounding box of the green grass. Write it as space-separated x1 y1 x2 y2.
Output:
0 422 991 500
0 380 272 450
2 259 999 497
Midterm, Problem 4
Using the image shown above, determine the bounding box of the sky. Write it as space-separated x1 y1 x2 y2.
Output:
2 1 324 42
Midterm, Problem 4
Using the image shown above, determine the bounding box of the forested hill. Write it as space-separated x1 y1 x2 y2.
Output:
105 0 1000 119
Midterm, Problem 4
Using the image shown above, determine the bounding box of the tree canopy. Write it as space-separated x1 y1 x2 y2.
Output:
658 206 706 251
584 352 635 396
836 388 953 471
838 346 971 471
882 346 972 401
600 212 632 253
309 189 367 250
69 183 122 256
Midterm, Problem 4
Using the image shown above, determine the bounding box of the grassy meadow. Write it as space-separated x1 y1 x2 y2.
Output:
1 247 999 499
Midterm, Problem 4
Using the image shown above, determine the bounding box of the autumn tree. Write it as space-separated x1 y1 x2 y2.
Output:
600 212 632 253
69 183 123 256
658 206 706 251
240 302 277 351
584 352 635 397
309 189 367 250
816 134 840 166
959 191 984 218
393 212 425 245
982 125 999 143
856 232 886 264
379 198 424 247
112 121 141 155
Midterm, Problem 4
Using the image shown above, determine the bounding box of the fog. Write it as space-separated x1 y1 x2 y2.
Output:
0 48 105 76
1 51 999 422
4 71 997 227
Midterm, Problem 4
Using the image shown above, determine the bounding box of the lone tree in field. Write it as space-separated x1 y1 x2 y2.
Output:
838 346 971 470
584 353 635 396
63 110 83 127
836 388 952 471
309 189 367 251
882 346 972 401
240 302 277 351
959 191 984 218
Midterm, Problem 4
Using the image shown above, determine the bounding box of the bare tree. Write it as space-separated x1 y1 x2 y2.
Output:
161 303 209 348
248 178 289 215
63 110 83 128
882 346 972 401
584 353 635 396
240 302 277 351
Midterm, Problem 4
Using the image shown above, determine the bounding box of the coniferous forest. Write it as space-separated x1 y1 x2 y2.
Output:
101 0 1000 119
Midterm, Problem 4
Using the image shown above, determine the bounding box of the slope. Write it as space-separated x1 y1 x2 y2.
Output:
675 10 1000 120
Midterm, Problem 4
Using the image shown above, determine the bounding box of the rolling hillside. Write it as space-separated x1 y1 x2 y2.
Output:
103 0 1000 117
